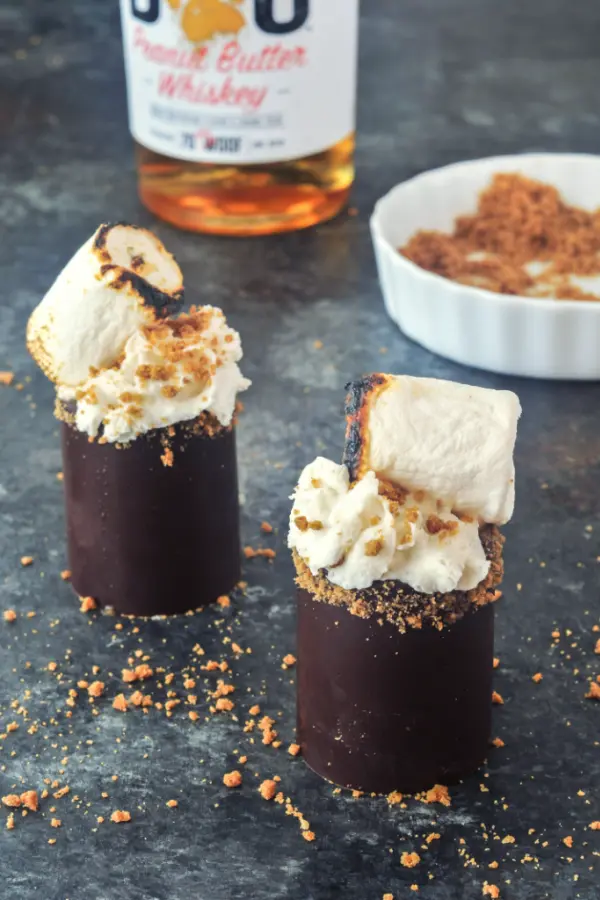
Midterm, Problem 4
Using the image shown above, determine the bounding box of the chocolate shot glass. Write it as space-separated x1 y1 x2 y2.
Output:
295 527 503 795
61 414 241 616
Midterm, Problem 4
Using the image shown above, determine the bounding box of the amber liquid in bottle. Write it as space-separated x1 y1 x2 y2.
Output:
135 133 355 236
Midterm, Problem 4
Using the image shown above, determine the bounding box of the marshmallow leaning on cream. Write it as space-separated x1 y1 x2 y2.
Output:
27 224 251 444
26 224 183 387
344 374 521 524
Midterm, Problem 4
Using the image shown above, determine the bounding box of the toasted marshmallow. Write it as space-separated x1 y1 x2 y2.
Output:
26 224 183 387
344 375 520 524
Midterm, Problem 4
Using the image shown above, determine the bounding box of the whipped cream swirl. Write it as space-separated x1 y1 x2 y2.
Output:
289 458 490 595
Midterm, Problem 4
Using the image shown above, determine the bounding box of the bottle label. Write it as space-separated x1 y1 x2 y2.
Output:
120 0 359 165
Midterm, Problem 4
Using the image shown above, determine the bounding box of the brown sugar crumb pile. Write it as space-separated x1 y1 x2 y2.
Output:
400 173 600 301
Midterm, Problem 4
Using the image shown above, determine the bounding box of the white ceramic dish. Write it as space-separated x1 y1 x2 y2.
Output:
370 153 600 380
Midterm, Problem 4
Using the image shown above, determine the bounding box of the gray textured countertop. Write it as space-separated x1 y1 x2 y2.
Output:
1 1 600 898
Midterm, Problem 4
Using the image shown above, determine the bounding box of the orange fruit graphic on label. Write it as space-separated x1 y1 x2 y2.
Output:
176 0 246 44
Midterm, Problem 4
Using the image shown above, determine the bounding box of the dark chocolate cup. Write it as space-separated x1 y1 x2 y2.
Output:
297 588 494 794
61 420 241 616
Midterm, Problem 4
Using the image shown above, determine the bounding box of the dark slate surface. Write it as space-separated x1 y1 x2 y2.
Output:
1 1 600 898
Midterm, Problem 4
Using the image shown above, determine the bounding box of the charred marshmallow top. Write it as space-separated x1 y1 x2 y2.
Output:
26 224 250 442
345 374 520 525
289 375 520 595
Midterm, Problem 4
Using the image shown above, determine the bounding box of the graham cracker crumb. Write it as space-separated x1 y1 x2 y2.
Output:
2 795 22 808
491 737 505 748
6 814 15 830
3 610 16 623
20 791 38 811
249 705 261 716
129 691 152 707
493 657 500 668
223 771 242 788
79 596 97 613
211 680 234 700
482 884 500 899
585 681 600 700
288 744 301 757
259 780 277 801
215 698 234 712
426 833 441 843
0 372 14 386
401 852 420 868
257 715 278 745
589 821 600 830
492 691 504 705
20 556 34 567
112 694 128 712
424 784 451 807
217 595 231 608
563 835 573 848
244 546 276 560
166 800 178 808
282 654 296 668
532 672 543 683
425 514 459 537
60 570 71 581
122 664 153 683
160 447 174 468
51 818 61 828
365 538 384 557
261 521 274 533
302 831 315 842
87 681 105 699
110 810 131 823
